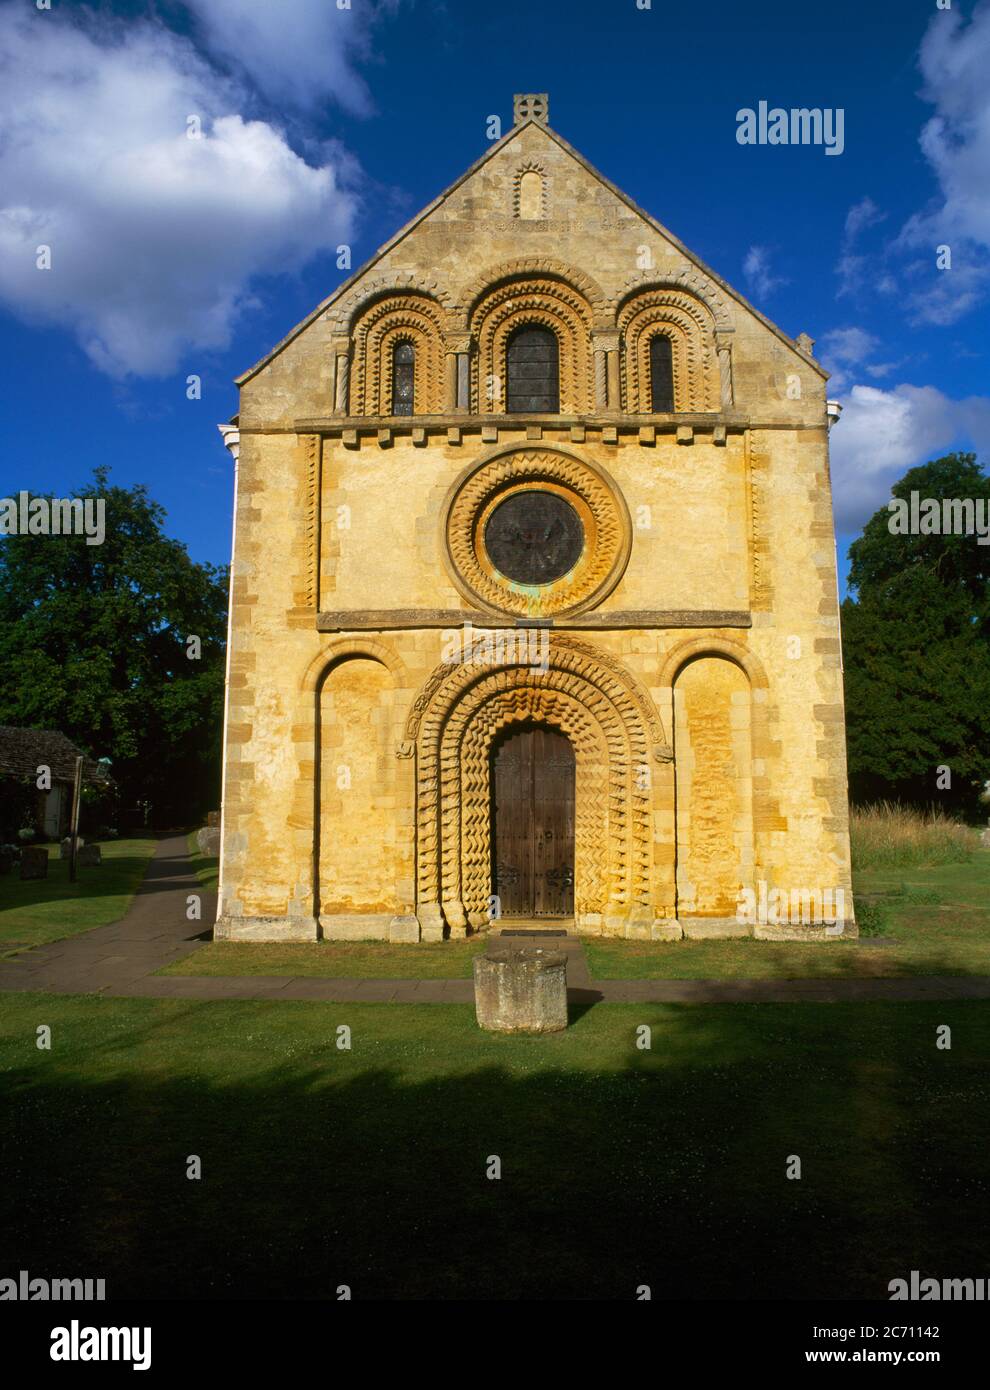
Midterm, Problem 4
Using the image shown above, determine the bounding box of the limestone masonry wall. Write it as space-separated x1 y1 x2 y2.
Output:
216 108 853 945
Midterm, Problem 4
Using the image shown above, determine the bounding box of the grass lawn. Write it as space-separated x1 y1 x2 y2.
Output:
161 937 487 978
585 851 990 980
186 831 219 890
0 838 157 951
1 991 987 1299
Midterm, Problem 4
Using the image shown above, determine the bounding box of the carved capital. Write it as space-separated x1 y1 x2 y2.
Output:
443 332 474 356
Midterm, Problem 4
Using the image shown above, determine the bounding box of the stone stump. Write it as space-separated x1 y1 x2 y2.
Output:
474 947 568 1033
78 844 102 866
19 846 49 880
196 826 221 856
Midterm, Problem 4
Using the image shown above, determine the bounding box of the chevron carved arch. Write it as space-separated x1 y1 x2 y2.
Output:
349 292 446 415
327 272 453 334
456 258 608 318
470 277 594 413
618 288 719 412
404 634 669 937
617 268 734 332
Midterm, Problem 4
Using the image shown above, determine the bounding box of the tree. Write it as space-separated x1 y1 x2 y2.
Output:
0 468 227 826
841 452 990 816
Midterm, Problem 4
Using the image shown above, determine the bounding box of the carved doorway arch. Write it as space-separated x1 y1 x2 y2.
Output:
400 634 670 939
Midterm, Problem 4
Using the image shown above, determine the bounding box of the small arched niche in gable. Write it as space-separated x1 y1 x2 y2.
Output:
514 164 546 221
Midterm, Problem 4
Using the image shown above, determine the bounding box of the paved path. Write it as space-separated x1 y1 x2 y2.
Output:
3 834 990 1004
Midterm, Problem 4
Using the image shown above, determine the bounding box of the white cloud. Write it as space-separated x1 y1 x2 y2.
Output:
0 7 360 377
180 0 397 113
835 198 890 299
844 196 886 245
897 1 990 323
829 382 990 531
818 326 881 395
742 245 788 300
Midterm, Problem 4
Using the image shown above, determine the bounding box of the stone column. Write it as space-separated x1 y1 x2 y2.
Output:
445 333 472 413
330 335 351 415
593 330 621 410
440 351 456 412
593 350 607 410
715 331 734 409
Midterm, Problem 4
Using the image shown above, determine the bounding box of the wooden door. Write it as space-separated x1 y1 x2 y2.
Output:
491 726 575 917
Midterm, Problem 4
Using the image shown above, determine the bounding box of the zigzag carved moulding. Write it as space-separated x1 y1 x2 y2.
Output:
442 446 632 618
403 634 668 926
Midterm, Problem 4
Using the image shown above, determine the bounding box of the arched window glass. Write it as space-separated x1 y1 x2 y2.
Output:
391 341 415 415
505 325 559 413
650 334 674 413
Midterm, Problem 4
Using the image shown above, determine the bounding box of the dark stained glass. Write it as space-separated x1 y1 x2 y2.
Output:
484 490 584 585
505 325 559 413
650 334 674 413
391 340 414 415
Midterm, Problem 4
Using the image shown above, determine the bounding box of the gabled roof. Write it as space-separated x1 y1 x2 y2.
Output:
237 117 826 385
0 727 111 784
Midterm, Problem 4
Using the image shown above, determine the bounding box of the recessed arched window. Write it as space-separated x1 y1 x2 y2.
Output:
391 340 415 415
650 334 674 413
650 334 672 411
505 324 559 413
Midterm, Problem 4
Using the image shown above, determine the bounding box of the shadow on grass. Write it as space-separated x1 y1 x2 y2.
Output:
2 997 989 1299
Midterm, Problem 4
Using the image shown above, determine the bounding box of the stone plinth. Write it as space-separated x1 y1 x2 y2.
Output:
19 846 49 880
474 947 568 1033
196 826 221 856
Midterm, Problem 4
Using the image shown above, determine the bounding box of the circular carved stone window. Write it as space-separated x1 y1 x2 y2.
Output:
484 490 584 585
442 447 632 619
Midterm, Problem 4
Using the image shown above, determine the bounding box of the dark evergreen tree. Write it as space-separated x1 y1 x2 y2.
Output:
842 452 990 817
0 469 227 826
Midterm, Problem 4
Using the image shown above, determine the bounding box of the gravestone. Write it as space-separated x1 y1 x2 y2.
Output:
474 946 568 1033
19 846 49 880
0 847 14 876
78 844 102 866
60 836 84 860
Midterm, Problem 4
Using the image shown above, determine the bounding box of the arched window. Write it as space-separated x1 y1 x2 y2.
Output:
505 325 559 413
391 341 415 415
650 334 674 413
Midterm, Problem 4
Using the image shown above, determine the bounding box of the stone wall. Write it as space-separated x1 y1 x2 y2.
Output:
215 110 854 944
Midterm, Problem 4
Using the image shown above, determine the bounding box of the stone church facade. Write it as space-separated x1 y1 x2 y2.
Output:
215 94 855 944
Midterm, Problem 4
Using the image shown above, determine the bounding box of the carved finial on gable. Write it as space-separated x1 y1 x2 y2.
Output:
514 93 549 126
795 332 815 356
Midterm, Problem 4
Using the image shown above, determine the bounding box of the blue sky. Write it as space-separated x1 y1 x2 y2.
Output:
1 0 988 591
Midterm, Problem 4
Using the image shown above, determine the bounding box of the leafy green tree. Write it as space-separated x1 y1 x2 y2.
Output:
841 452 990 816
0 468 227 826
